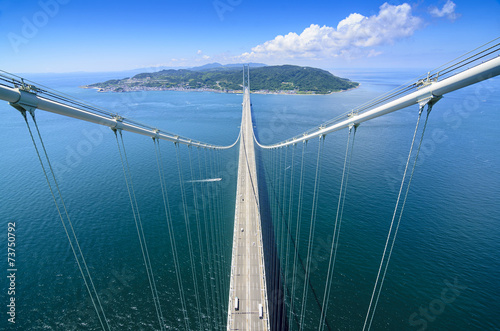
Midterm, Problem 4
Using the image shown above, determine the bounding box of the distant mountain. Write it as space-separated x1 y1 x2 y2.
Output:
189 63 225 71
190 63 267 71
84 65 359 95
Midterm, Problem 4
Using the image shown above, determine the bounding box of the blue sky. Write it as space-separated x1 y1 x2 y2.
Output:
1 0 499 73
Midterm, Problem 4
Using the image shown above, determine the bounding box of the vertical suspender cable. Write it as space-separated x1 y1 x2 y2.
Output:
267 147 275 328
363 106 430 331
188 146 210 330
275 147 284 328
153 139 190 330
22 111 110 331
209 148 224 327
201 148 218 329
279 146 288 262
213 148 227 326
283 144 296 329
263 147 272 319
217 148 229 326
366 107 432 331
279 146 289 329
289 141 306 330
278 146 285 255
299 137 325 329
205 148 222 328
274 146 281 330
175 143 203 329
115 132 165 331
218 150 227 329
318 126 357 331
196 147 215 328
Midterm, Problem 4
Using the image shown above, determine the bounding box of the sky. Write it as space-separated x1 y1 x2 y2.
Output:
0 0 499 73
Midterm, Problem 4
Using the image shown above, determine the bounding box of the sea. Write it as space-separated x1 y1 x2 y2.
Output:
0 68 499 330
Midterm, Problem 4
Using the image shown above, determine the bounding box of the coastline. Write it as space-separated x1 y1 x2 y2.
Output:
79 84 360 95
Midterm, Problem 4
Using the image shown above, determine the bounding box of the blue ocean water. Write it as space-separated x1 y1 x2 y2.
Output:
0 69 498 330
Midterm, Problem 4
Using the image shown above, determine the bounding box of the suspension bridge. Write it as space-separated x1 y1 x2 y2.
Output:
1 39 499 330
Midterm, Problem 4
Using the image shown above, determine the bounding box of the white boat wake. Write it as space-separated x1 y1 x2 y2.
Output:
186 178 222 183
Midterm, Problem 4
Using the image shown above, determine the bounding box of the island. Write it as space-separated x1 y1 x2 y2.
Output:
82 64 359 95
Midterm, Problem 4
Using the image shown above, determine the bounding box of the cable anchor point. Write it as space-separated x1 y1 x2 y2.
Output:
418 94 442 114
9 87 38 118
152 128 160 141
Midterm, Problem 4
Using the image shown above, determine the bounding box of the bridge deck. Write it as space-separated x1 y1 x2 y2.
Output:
227 88 269 330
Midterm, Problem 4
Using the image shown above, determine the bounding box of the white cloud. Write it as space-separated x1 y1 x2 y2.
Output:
429 0 460 21
197 49 203 55
239 2 422 62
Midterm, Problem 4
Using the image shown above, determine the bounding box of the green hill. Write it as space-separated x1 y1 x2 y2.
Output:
85 65 358 95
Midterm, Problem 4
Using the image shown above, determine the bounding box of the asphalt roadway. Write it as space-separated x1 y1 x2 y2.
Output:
227 88 269 331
